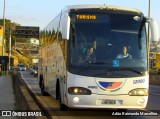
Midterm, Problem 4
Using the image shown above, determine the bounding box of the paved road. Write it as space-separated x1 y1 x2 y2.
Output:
146 85 160 111
149 85 160 95
0 75 17 119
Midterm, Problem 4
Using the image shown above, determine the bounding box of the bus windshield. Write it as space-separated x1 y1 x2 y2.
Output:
69 11 147 78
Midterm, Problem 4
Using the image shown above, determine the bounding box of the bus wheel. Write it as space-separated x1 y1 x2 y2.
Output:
59 86 68 111
60 103 68 111
56 80 60 100
40 80 47 96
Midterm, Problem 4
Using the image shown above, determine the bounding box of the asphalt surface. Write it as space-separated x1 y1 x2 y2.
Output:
0 75 17 119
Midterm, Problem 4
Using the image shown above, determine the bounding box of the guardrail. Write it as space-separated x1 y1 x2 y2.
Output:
11 71 47 119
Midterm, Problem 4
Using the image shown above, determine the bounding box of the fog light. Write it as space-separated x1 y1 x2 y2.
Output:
138 98 145 104
73 97 80 103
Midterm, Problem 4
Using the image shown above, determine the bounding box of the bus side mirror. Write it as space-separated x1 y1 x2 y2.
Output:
61 12 70 40
147 18 159 42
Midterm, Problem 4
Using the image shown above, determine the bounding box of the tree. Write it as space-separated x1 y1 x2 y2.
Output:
0 19 20 48
0 19 31 65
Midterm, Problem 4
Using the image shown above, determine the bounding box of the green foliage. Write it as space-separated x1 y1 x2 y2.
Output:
0 19 20 47
149 69 158 74
12 49 32 66
0 19 32 66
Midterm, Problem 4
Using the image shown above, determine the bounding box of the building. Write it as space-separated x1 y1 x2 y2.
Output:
0 25 3 55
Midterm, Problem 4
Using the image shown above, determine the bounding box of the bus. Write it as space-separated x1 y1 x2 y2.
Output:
38 4 159 110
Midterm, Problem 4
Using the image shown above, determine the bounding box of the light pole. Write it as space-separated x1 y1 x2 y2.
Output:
8 28 11 71
1 0 6 74
148 0 151 18
2 0 6 56
148 0 151 42
148 0 151 69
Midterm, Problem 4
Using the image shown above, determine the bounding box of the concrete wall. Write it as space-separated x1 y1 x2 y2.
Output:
12 72 47 119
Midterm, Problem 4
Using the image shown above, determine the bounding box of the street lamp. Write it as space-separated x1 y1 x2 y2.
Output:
148 0 151 18
2 0 6 56
148 0 151 42
1 0 6 74
8 28 11 71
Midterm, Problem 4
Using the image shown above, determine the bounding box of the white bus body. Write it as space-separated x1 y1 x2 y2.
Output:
38 4 159 110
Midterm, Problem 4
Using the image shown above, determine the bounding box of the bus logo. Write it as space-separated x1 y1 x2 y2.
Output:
97 81 123 90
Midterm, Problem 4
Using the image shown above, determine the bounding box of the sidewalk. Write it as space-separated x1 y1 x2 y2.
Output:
0 75 17 118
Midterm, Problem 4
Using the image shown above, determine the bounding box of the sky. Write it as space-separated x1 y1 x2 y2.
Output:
0 0 159 33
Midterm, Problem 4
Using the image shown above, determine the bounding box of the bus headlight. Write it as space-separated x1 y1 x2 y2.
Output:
128 88 148 96
68 87 92 95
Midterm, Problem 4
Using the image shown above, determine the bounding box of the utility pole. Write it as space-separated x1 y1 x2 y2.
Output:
148 0 151 41
148 0 151 17
2 0 6 56
1 0 6 75
8 28 11 71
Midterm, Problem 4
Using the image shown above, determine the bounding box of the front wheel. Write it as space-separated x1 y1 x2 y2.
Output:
40 79 47 96
59 85 68 111
60 103 68 111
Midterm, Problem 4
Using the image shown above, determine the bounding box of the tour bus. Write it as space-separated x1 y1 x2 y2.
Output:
38 4 159 110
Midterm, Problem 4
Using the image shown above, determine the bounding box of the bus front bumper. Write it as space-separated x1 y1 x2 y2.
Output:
67 94 148 109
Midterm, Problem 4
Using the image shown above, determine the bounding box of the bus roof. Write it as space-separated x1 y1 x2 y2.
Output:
63 4 142 14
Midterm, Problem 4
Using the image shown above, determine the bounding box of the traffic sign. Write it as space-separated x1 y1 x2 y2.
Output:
13 26 39 39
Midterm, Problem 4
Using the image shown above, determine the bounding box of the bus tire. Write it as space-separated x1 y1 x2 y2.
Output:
40 76 47 96
39 75 43 88
60 103 68 111
59 84 68 111
56 79 60 100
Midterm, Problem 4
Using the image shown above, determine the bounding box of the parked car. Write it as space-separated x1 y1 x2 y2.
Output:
18 64 27 71
33 66 38 77
10 66 14 70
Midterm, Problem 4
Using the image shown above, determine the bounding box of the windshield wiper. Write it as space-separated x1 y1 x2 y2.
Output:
93 62 112 66
120 68 143 75
77 64 92 74
92 68 144 77
93 62 105 64
77 62 108 74
92 70 129 77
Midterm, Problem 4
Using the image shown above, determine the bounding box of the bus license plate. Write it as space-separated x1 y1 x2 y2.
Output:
101 100 116 104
